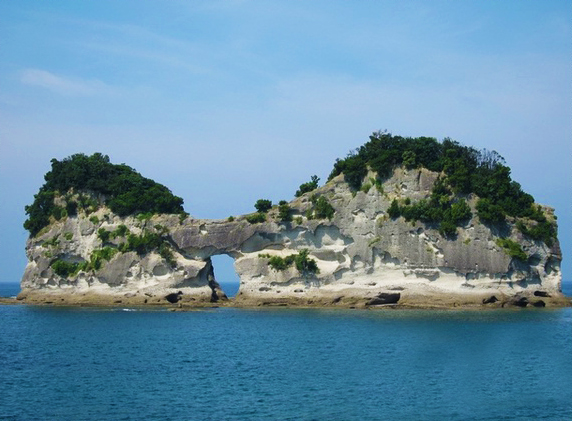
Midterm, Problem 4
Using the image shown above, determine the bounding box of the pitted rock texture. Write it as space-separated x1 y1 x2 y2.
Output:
20 168 566 308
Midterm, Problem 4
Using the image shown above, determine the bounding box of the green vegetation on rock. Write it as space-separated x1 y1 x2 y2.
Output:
330 131 555 244
51 220 178 278
50 260 79 278
278 200 292 222
98 224 130 243
330 132 533 216
119 232 164 255
305 194 335 221
158 243 176 267
246 212 267 224
24 153 185 236
314 196 335 220
50 246 118 277
112 224 129 238
42 235 60 248
516 217 556 247
97 227 111 243
88 247 119 270
360 182 372 193
259 249 320 275
496 238 527 261
295 175 320 197
254 199 272 213
263 254 294 271
293 249 320 275
136 212 154 222
178 212 189 224
387 177 472 237
475 198 506 224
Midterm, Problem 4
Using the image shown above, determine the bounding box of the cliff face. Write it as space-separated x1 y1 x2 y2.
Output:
20 168 564 308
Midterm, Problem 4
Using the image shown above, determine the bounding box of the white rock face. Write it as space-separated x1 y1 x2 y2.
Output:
20 168 564 307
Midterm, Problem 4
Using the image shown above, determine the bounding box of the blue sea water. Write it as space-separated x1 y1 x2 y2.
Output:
1 285 571 421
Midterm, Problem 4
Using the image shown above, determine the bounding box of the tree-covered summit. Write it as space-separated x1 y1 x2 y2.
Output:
24 153 185 236
329 131 555 244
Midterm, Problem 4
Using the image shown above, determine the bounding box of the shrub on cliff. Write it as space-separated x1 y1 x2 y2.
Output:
50 246 118 277
476 198 506 224
313 196 335 220
97 228 111 243
295 175 320 197
267 255 294 271
496 238 527 261
120 232 163 256
24 153 185 236
88 247 119 270
278 201 292 222
516 219 556 247
385 175 471 238
246 212 266 224
293 249 320 275
260 249 319 275
254 199 272 213
388 199 400 219
51 260 80 278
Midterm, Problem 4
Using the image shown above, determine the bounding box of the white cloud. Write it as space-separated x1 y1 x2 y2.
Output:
20 69 113 96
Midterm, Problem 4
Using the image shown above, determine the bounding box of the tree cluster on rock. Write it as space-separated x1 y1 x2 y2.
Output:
24 153 185 236
329 131 556 244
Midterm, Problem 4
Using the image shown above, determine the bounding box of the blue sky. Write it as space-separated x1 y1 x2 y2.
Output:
1 0 570 289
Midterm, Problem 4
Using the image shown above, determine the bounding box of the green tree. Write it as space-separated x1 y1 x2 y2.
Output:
254 199 272 213
402 150 417 169
246 212 267 224
476 198 506 224
278 201 292 222
294 249 320 275
24 153 186 236
326 132 541 235
313 196 335 220
496 238 527 260
449 199 472 223
97 228 111 243
295 175 320 197
388 199 400 218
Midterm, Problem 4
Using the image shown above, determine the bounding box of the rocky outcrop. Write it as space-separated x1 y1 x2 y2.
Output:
19 168 567 308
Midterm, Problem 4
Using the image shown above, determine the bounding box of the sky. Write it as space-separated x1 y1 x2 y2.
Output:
1 0 570 291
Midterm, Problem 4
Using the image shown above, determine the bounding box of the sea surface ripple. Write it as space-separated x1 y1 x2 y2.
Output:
1 295 571 420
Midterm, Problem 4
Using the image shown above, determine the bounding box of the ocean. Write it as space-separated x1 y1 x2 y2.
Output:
1 281 571 420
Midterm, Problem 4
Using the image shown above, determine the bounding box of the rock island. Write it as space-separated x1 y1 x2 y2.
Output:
19 132 567 308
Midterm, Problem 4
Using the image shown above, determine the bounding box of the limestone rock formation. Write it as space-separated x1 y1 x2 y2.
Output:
20 167 565 308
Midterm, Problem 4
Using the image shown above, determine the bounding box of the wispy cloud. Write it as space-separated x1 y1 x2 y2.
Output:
20 69 113 96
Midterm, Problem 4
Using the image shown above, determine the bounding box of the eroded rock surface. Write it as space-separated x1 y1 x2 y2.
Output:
19 168 566 308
